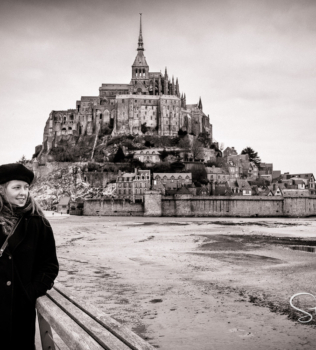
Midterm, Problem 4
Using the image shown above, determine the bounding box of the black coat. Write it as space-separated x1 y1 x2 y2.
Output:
0 213 59 350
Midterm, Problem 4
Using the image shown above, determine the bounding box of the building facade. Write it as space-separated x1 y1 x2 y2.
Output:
41 15 212 156
116 169 151 201
152 173 192 190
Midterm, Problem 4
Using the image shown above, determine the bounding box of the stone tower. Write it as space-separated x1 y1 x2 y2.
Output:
130 14 150 95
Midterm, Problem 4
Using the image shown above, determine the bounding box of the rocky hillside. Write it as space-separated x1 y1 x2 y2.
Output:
31 165 116 210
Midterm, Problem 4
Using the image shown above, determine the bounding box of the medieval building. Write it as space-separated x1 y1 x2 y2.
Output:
42 15 212 154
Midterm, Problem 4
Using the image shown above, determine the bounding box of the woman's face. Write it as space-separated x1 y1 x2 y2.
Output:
5 180 29 207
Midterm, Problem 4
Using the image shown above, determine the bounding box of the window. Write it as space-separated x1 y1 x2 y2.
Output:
122 99 124 103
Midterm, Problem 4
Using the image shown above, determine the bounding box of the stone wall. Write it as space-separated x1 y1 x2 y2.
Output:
83 194 316 217
84 198 144 216
162 196 284 217
161 196 316 217
144 191 162 216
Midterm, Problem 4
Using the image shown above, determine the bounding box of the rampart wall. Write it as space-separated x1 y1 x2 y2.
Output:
83 194 316 218
160 196 316 217
161 196 283 217
84 198 144 216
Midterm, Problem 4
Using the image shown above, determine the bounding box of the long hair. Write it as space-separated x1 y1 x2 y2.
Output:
0 182 45 217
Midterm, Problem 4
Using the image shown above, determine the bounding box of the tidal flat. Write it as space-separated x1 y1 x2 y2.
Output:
47 215 316 350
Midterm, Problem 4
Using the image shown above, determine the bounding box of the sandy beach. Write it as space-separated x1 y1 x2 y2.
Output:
46 214 316 350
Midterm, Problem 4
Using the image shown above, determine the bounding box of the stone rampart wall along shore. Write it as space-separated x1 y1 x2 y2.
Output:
84 193 316 217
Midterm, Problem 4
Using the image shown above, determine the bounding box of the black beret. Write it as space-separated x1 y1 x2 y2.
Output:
0 163 34 185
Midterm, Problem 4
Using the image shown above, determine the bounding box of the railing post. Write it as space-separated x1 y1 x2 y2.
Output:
38 312 56 350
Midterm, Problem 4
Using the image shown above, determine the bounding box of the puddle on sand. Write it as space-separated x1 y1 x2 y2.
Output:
290 245 316 253
189 252 283 265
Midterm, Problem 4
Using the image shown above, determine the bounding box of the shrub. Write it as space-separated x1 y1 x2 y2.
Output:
113 147 125 163
178 129 187 137
87 162 100 172
191 165 207 183
141 123 149 134
101 125 113 135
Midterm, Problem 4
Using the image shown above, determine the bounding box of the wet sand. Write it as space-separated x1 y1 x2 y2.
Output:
46 215 316 349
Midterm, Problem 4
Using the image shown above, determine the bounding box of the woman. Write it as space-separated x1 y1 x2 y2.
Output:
0 163 59 350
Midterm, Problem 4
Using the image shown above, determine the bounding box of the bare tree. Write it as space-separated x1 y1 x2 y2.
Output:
191 139 203 161
17 155 29 165
178 137 191 149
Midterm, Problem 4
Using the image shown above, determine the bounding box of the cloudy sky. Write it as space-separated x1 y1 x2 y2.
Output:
0 0 315 175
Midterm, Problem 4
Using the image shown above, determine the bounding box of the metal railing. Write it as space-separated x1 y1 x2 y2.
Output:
36 281 154 350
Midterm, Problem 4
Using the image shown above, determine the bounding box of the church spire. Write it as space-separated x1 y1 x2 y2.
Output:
198 97 203 111
138 13 144 51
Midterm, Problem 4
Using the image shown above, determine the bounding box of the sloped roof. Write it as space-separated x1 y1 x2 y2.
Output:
205 167 223 174
292 179 305 185
122 173 136 178
165 190 177 195
196 187 209 195
132 51 149 67
260 188 273 196
228 154 249 162
251 186 259 195
236 179 251 189
260 163 273 168
153 173 192 180
224 147 237 154
227 179 238 188
176 186 192 195
214 186 230 196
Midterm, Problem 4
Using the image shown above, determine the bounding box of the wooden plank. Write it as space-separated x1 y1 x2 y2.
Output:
52 282 155 350
38 312 56 350
36 296 105 350
47 289 131 350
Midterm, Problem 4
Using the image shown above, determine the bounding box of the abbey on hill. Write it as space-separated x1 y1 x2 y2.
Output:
42 15 212 155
